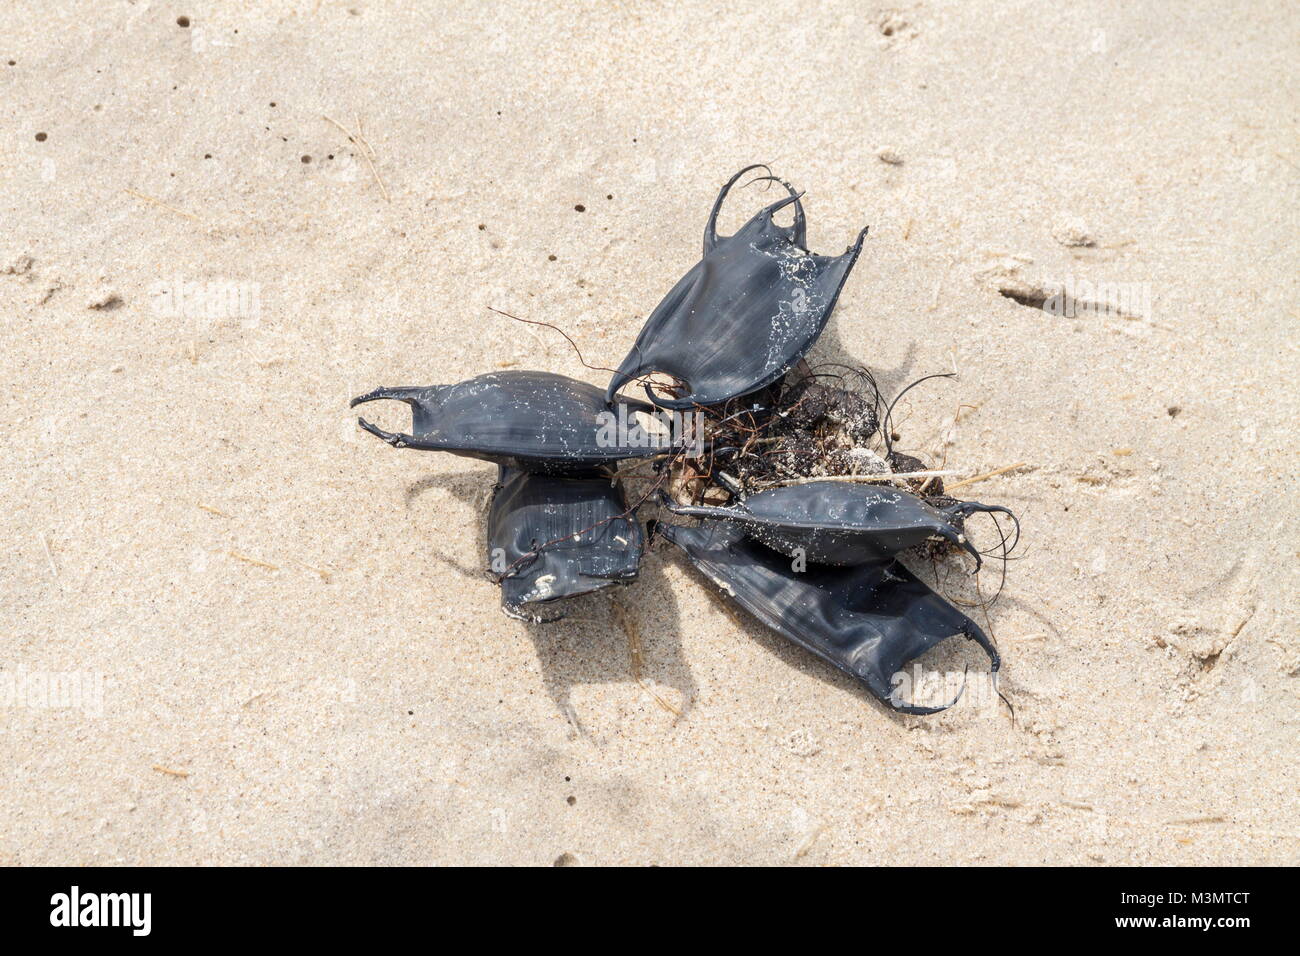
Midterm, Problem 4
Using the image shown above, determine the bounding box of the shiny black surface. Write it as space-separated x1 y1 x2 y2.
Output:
607 166 868 409
352 370 663 473
659 520 998 714
488 466 643 619
663 481 993 567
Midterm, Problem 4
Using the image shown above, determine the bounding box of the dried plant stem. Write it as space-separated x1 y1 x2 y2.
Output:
944 461 1029 492
228 550 278 571
124 188 199 221
768 469 960 488
322 114 390 202
612 598 681 717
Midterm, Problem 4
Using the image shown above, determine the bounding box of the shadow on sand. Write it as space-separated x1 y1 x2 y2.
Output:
405 468 697 730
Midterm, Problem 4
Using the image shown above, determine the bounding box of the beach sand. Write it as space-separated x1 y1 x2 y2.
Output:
1 0 1296 864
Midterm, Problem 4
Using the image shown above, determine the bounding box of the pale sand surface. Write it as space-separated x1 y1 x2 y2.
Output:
2 1 1296 865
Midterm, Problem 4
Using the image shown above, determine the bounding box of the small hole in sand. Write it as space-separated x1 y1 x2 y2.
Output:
34 132 47 142
177 16 190 28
